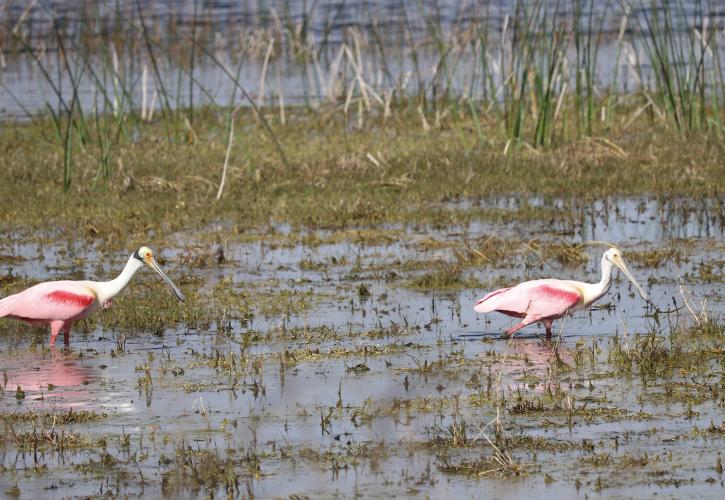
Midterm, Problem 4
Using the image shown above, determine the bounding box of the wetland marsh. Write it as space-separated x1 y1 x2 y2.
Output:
1 1 725 498
0 193 722 498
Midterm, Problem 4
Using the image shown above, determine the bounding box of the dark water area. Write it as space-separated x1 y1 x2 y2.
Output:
3 1 722 43
1 0 724 120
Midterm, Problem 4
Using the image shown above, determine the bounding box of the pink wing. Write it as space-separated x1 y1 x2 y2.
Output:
475 279 582 319
0 281 97 323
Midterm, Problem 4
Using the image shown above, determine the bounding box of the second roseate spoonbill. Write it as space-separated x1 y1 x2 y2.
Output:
0 247 184 346
474 247 649 339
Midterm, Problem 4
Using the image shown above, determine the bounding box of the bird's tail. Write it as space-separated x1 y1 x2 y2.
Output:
473 287 511 313
0 294 18 317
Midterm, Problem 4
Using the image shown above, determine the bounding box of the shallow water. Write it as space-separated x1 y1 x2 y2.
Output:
0 196 724 497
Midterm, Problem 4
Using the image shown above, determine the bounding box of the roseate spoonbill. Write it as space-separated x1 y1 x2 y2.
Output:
0 246 184 346
474 247 648 339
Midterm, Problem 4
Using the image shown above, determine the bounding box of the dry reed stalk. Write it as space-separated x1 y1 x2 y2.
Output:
344 42 383 109
257 38 274 110
343 44 369 111
216 105 242 201
148 90 157 121
358 96 364 128
12 0 38 35
304 46 317 107
553 82 568 122
310 34 328 101
141 63 148 120
276 61 285 125
417 105 430 131
183 116 197 143
343 77 355 115
383 89 393 119
327 45 346 102
350 28 370 111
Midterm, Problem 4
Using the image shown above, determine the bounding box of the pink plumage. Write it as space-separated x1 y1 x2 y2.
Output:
0 245 185 347
473 248 650 339
0 281 99 345
474 279 584 338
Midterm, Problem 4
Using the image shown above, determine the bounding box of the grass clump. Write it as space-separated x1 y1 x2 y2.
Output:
0 409 107 424
438 454 524 477
161 445 259 497
3 429 103 452
408 263 480 290
609 315 724 379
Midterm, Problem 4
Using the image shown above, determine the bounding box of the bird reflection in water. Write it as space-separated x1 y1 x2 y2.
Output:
3 350 94 407
488 340 576 394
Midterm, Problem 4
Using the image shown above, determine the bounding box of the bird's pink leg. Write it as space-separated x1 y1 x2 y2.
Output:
62 322 73 346
542 319 553 339
49 320 64 347
504 315 543 338
504 322 528 337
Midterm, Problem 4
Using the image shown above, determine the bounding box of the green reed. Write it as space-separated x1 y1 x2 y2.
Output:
634 0 724 131
2 0 724 191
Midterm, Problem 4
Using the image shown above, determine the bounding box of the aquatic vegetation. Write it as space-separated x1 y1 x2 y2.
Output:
161 444 260 497
3 429 103 452
0 409 107 424
0 226 721 497
437 452 525 477
0 3 723 497
409 263 471 290
0 111 722 240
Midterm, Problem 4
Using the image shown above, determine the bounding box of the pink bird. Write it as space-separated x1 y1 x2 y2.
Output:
0 246 185 346
474 247 649 338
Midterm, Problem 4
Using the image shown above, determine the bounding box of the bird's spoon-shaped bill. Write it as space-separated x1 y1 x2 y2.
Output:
147 258 185 302
613 257 649 302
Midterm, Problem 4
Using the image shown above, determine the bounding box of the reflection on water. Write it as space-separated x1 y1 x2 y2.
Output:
0 196 722 498
2 350 94 407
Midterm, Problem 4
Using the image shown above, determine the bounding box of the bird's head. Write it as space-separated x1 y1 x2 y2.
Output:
603 247 648 302
133 246 185 302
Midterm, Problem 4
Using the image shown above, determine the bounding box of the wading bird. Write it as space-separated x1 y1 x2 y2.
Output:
474 247 648 339
0 247 184 346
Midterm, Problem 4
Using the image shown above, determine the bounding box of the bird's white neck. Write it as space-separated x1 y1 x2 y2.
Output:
579 254 613 306
94 255 144 303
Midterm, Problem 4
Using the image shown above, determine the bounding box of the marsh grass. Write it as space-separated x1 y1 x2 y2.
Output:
608 303 723 379
0 108 722 242
0 4 723 496
161 443 260 497
2 0 725 193
437 452 525 477
2 428 103 452
0 409 107 424
409 263 472 290
435 417 526 477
